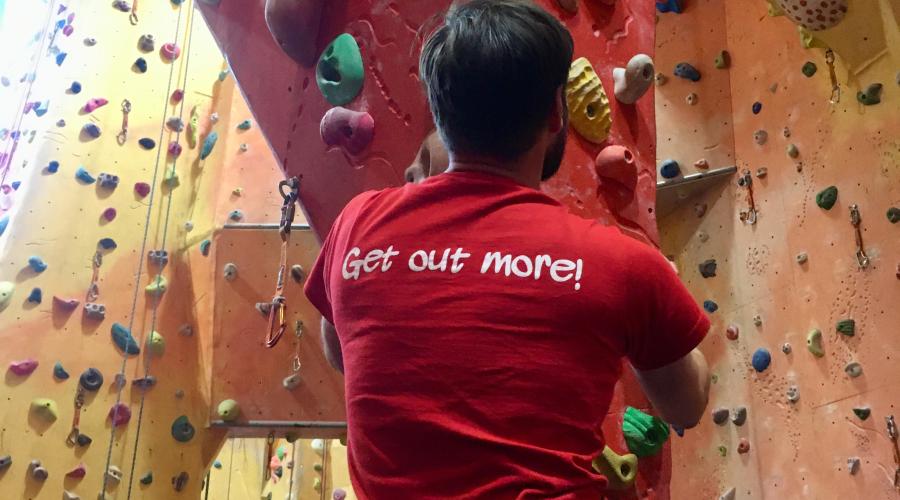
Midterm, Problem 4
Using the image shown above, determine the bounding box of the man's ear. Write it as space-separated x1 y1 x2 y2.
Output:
547 87 566 134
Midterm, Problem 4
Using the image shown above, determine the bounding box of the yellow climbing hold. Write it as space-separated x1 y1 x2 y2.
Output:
188 105 200 148
592 445 638 490
217 399 241 422
145 275 168 296
566 57 612 144
30 398 59 422
0 281 14 309
765 0 783 16
146 331 166 356
798 27 827 50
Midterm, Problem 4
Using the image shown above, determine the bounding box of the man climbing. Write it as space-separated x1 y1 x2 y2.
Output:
304 1 710 498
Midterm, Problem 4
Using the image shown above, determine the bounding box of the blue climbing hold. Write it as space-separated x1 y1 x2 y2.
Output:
98 238 117 250
751 348 771 372
75 166 96 184
82 123 101 138
237 119 251 130
11 181 20 190
752 101 762 114
111 322 141 355
200 132 218 160
138 138 156 150
34 101 49 117
0 215 8 236
134 57 148 73
27 256 47 273
703 300 718 313
53 361 69 380
55 52 67 66
69 81 82 94
200 239 211 256
656 0 682 13
673 63 700 82
213 460 222 469
27 287 42 303
172 0 184 4
47 161 59 173
659 159 681 179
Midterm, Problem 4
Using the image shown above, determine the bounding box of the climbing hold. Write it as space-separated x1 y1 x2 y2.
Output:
654 72 668 86
83 97 108 113
63 491 80 500
239 143 249 152
134 182 151 198
693 204 707 218
55 52 67 66
737 438 750 454
84 37 96 46
801 61 817 77
751 348 771 372
147 331 166 356
566 57 612 144
145 275 168 296
171 89 184 103
30 398 59 422
753 129 768 145
161 42 181 61
148 250 169 268
756 167 768 178
113 0 130 11
857 82 888 104
29 459 48 481
173 471 190 491
45 160 59 173
138 137 156 150
75 433 92 446
694 159 709 169
237 119 252 130
290 264 305 283
140 471 153 484
97 172 119 189
725 324 739 341
200 131 218 160
844 361 863 378
108 404 131 427
65 463 86 478
184 221 194 231
75 166 96 184
132 376 157 390
53 296 79 311
213 460 222 469
111 322 141 355
703 300 718 313
0 455 10 470
592 445 638 490
320 107 375 154
223 263 238 281
795 252 808 264
781 343 792 354
836 319 855 336
698 259 717 278
847 456 860 475
711 407 729 425
53 361 69 380
612 54 654 104
685 92 698 105
815 186 838 210
655 0 682 13
714 51 730 69
594 145 637 190
164 168 180 187
673 62 700 82
78 368 104 392
28 255 48 273
27 287 42 304
776 0 847 31
175 388 185 398
316 33 364 105
138 34 155 52
200 239 211 256
114 373 127 389
217 399 240 421
888 207 900 223
134 57 148 73
98 238 117 250
786 143 799 158
210 112 219 123
622 406 670 457
731 406 747 426
69 81 82 94
98 207 117 222
9 359 39 376
283 373 301 389
752 101 762 114
166 117 184 132
106 465 123 484
659 159 680 179
171 415 195 442
853 407 871 420
786 385 800 403
167 141 182 159
228 209 243 222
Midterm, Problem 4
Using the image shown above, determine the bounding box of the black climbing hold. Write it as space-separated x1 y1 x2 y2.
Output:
699 259 717 278
852 407 871 420
816 186 838 210
673 62 700 82
887 207 900 223
98 238 117 250
856 83 882 106
27 287 42 303
801 61 817 77
703 300 718 313
171 415 195 442
274 466 283 478
711 407 729 425
79 367 104 391
138 138 156 150
97 172 119 189
200 239 211 256
0 455 11 470
75 433 92 446
752 101 762 114
731 406 747 426
140 471 153 485
134 57 148 73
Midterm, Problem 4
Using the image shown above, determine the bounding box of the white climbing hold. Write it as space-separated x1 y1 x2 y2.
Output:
719 487 736 500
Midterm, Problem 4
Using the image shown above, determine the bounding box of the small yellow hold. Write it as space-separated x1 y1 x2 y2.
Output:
188 105 200 148
232 187 243 196
30 398 59 422
765 0 783 16
146 331 166 356
592 445 638 490
145 275 168 296
565 57 612 144
217 399 240 422
798 27 827 50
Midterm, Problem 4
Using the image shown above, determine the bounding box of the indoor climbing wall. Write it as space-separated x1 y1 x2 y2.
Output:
657 0 900 498
0 0 305 498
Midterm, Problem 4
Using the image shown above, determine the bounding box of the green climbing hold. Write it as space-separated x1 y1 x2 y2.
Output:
852 407 871 420
217 399 240 422
140 471 153 485
816 186 838 210
714 50 730 69
171 415 195 443
836 319 855 336
717 445 727 457
856 83 882 105
30 398 59 422
622 406 670 458
806 329 824 357
145 275 168 296
316 33 364 106
147 331 166 356
801 61 817 77
237 119 251 130
111 322 141 355
887 207 900 223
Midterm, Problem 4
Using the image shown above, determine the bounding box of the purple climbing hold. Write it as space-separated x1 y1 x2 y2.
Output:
27 287 42 304
168 141 182 158
82 123 101 139
752 101 762 114
320 107 375 155
138 138 156 150
47 161 59 173
9 359 39 376
108 403 132 427
102 207 117 222
113 0 130 12
11 181 20 190
83 97 108 113
134 182 151 198
703 300 718 313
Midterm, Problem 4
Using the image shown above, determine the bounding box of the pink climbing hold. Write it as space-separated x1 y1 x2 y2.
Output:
134 182 151 198
102 207 117 222
52 296 80 311
108 403 132 427
66 463 87 478
168 141 182 158
63 24 74 37
594 145 637 189
83 98 109 113
171 89 184 103
9 359 39 376
320 106 375 155
161 43 181 61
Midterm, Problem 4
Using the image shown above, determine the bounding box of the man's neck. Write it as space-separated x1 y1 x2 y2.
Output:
446 153 542 189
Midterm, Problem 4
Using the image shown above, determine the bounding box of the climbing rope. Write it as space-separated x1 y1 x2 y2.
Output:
99 1 188 497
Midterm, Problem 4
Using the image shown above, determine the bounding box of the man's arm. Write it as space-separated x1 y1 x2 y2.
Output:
320 318 344 374
633 348 709 428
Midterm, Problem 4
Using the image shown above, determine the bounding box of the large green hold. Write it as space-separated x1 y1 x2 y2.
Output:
31 398 59 422
316 34 364 106
622 406 670 458
816 186 838 210
111 322 140 355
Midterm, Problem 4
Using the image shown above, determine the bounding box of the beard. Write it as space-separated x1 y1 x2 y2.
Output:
540 126 567 181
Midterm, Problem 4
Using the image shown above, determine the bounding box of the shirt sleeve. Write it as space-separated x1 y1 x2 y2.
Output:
623 244 710 371
303 213 344 326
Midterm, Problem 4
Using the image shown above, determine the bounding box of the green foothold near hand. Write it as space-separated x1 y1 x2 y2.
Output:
836 319 855 336
30 398 59 422
717 445 727 457
145 275 168 296
807 329 824 357
147 331 166 356
801 61 817 77
592 445 638 490
815 186 838 210
316 33 364 106
622 406 670 458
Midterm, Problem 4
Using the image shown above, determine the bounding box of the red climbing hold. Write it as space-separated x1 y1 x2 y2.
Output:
320 106 375 155
161 43 181 61
9 359 39 376
83 98 108 113
108 403 132 427
66 463 87 478
168 142 182 158
52 296 80 311
171 89 184 103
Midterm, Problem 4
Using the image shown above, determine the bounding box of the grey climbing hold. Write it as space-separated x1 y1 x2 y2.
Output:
174 389 185 398
0 455 10 471
223 263 238 281
856 83 882 105
786 385 800 403
847 456 860 475
694 203 707 217
654 72 668 86
699 259 717 278
698 231 709 242
845 361 863 378
753 129 768 145
612 54 654 104
756 167 768 178
111 323 140 355
731 406 747 426
720 487 736 500
138 34 155 52
27 287 42 304
114 373 126 388
888 207 900 223
63 491 79 500
132 376 157 389
781 343 792 354
166 117 184 132
786 143 799 158
83 302 106 321
171 415 195 442
53 361 69 380
106 465 123 484
753 315 763 327
0 281 13 309
79 368 103 391
75 166 96 184
148 249 169 268
796 252 808 264
711 407 729 425
27 255 47 273
178 323 193 337
290 264 305 283
172 471 189 491
29 459 48 481
84 37 97 46
685 92 698 105
97 172 119 189
283 373 301 390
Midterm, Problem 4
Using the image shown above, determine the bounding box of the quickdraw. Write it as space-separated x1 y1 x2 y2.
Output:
265 177 301 348
292 320 304 372
129 0 139 25
887 415 900 488
825 49 840 104
737 169 757 225
116 99 131 145
264 432 276 480
86 250 102 303
65 386 86 446
849 204 869 269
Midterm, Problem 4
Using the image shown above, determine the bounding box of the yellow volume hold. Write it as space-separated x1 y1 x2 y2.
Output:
566 57 612 144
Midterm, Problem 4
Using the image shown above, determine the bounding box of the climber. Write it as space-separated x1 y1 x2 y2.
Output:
304 1 710 498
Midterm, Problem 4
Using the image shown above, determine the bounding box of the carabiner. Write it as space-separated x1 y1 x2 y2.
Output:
265 296 287 348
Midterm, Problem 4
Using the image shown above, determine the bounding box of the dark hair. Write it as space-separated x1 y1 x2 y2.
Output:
419 0 573 162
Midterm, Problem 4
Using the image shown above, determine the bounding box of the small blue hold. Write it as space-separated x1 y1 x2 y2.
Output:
28 255 48 273
751 348 772 372
55 19 65 30
0 215 8 236
703 300 718 313
75 166 96 184
672 425 685 437
659 159 681 179
200 239 211 257
200 131 219 160
213 460 222 469
82 123 101 139
656 0 682 13
34 101 49 117
673 62 701 82
53 361 70 380
55 52 67 66
752 101 762 114
69 81 82 94
138 138 156 150
134 57 148 73
11 181 20 190
98 237 117 250
27 287 42 304
47 161 60 173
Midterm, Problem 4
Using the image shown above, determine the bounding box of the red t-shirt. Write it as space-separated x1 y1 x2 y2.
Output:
304 171 709 500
